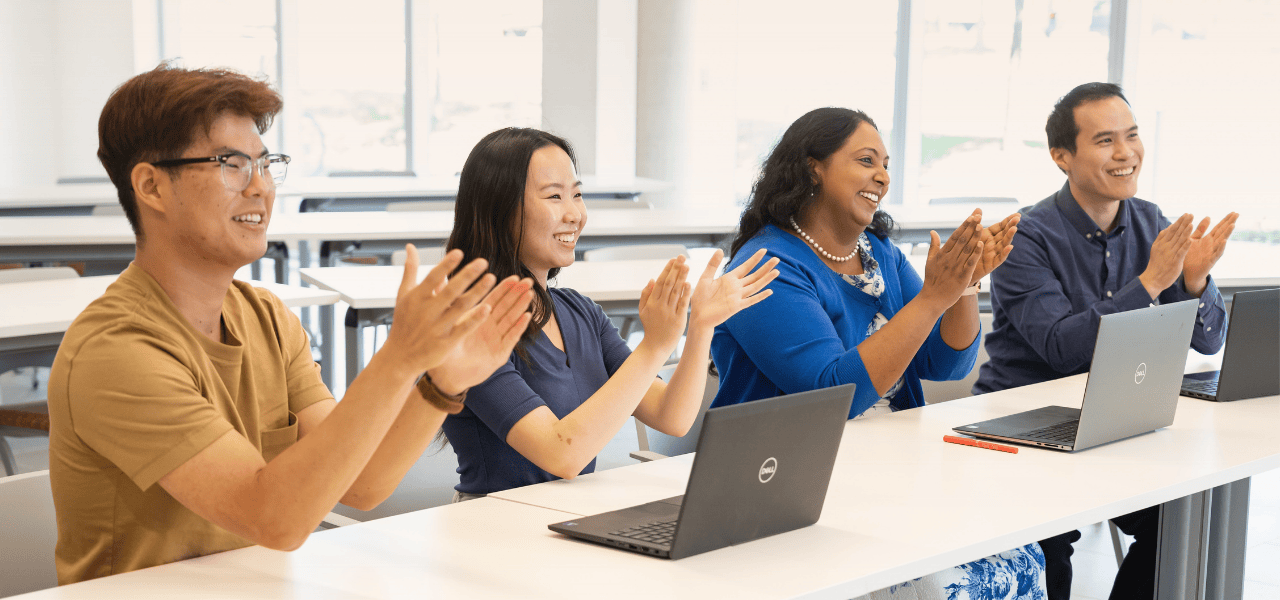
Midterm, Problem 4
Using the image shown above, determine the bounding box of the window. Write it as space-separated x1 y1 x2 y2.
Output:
1131 0 1280 241
912 0 1111 209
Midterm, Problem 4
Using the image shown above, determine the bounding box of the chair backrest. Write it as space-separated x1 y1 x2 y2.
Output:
636 368 719 458
385 200 454 212
0 266 80 284
390 247 447 266
90 203 126 216
921 311 995 403
0 470 58 596
583 244 688 262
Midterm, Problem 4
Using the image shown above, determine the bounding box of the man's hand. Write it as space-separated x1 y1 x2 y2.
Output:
1183 212 1238 297
427 275 535 395
970 212 1019 285
379 245 498 377
1138 213 1194 299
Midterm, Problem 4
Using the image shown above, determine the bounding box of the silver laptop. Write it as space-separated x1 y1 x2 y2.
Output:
954 300 1198 452
548 384 854 559
1181 288 1280 402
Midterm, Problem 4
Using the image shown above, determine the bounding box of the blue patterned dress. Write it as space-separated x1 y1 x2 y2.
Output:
843 233 1047 600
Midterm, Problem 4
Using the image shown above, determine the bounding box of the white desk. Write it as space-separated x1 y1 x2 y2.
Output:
493 353 1271 597
0 275 340 374
14 352 1271 599
0 184 119 217
300 259 692 387
284 174 671 212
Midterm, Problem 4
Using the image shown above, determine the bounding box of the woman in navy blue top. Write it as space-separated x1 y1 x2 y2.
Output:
711 108 1044 598
436 127 779 497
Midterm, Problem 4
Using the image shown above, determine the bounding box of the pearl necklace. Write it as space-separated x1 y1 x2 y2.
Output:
789 216 858 263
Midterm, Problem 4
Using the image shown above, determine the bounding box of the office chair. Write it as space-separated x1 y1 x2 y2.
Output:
0 470 58 596
631 365 718 462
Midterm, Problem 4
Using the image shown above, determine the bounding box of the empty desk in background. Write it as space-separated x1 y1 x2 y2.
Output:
300 258 691 387
0 275 340 375
0 184 120 218
282 175 669 212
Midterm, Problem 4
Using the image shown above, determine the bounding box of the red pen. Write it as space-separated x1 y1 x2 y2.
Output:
943 435 1019 454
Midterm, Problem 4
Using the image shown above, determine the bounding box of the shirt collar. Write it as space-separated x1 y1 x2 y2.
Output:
1053 180 1131 239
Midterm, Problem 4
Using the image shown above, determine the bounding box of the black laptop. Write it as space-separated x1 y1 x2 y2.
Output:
953 300 1198 452
548 384 854 560
1181 288 1280 402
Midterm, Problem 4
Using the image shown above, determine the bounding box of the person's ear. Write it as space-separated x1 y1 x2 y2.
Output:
131 162 168 215
807 157 823 187
1049 147 1072 176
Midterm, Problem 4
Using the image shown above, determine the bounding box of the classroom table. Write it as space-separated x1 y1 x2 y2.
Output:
0 184 119 217
0 275 340 375
492 351 1266 599
285 174 669 212
300 259 691 388
13 352 1271 599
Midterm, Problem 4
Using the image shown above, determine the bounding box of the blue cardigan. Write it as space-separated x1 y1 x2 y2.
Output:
711 224 979 418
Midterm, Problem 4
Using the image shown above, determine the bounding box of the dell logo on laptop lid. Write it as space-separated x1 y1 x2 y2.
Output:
1135 362 1147 384
758 457 777 483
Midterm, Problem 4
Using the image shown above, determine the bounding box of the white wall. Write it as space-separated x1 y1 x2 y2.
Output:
0 0 135 188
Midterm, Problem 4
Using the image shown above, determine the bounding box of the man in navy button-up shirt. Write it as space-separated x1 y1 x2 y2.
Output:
974 83 1237 600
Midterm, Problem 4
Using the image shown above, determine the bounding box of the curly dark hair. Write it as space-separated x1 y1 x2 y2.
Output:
729 107 896 260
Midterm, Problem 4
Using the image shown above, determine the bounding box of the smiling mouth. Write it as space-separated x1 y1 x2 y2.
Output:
1108 167 1136 177
554 232 576 244
232 213 263 224
859 191 881 205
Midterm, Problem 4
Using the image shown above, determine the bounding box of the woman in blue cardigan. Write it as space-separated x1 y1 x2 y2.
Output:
711 107 1041 599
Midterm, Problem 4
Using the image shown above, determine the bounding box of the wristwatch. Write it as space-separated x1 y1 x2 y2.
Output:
416 371 467 414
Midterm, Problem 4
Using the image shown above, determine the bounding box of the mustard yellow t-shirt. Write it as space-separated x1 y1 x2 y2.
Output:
47 264 332 585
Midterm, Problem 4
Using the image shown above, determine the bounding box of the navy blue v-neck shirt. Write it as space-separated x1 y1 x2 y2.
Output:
442 287 632 494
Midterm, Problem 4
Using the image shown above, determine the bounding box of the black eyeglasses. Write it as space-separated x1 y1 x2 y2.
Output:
152 152 290 192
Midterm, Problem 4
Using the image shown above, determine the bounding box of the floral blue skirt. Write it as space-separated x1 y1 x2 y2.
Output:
855 543 1046 600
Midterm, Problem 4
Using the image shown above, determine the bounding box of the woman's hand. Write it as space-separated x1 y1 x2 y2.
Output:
920 210 983 310
636 255 692 356
688 248 780 330
969 212 1019 285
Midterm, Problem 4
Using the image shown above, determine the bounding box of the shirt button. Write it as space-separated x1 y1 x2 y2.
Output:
1086 233 1092 239
1200 302 1205 308
1207 326 1212 331
1106 251 1111 257
1107 290 1113 297
1097 230 1104 236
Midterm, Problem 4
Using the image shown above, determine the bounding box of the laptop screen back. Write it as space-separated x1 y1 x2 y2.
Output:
667 383 854 559
1217 288 1280 401
1073 299 1198 452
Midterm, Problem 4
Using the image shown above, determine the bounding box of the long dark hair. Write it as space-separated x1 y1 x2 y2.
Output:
729 107 897 260
447 127 577 359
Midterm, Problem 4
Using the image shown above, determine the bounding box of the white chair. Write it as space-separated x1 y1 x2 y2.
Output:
0 470 58 597
631 366 718 462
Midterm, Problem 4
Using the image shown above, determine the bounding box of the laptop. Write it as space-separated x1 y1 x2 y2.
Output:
953 300 1198 452
548 383 855 560
1181 288 1280 402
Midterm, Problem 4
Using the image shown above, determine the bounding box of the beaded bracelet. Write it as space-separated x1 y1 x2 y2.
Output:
416 372 467 414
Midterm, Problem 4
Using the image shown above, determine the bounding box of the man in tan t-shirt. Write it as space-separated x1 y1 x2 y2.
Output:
47 64 535 584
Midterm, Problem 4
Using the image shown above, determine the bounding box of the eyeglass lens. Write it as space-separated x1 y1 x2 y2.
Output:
221 155 288 191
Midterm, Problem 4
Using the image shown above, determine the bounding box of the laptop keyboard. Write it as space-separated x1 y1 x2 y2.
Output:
1183 380 1219 394
1025 420 1079 444
611 518 678 546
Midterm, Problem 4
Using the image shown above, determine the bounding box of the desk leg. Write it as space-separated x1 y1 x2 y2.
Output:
1156 491 1212 599
317 241 337 391
345 307 364 389
1206 478 1249 598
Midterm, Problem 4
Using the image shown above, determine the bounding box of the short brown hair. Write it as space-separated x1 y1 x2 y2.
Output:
97 63 283 237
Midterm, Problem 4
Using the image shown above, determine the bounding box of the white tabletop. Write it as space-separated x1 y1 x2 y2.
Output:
490 352 1277 595
281 174 671 199
0 184 118 210
300 258 697 310
0 276 340 339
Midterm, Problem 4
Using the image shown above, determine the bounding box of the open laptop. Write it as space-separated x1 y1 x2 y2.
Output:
548 383 854 560
953 300 1198 452
1181 288 1280 402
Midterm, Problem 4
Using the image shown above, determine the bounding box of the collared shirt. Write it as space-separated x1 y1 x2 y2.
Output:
974 181 1227 393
